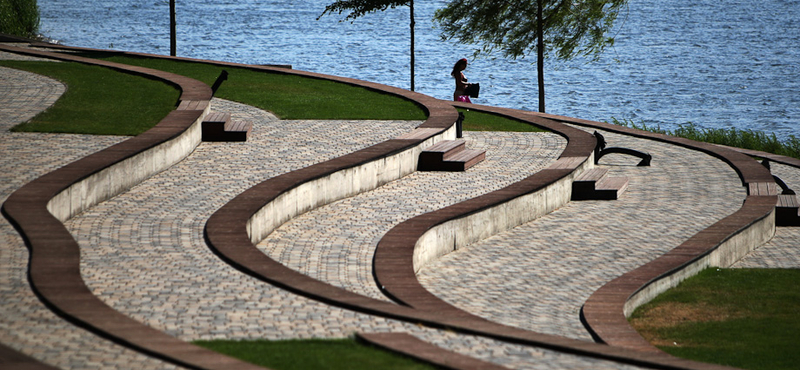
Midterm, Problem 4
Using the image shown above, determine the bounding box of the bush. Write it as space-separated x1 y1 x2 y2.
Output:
609 117 800 160
0 0 39 37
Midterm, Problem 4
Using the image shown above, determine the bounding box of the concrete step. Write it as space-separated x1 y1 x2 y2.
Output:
776 194 800 226
419 139 466 163
202 112 252 142
439 149 486 171
572 167 629 200
572 168 608 193
418 140 485 171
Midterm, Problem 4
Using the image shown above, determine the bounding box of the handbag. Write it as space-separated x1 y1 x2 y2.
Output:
464 83 480 98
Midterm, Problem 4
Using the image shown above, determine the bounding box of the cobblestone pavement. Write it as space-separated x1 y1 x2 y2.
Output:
67 98 422 340
3 52 799 369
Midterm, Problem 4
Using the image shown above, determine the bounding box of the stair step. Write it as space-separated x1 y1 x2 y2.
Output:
204 111 229 124
573 168 609 193
594 176 629 200
776 194 800 226
574 167 609 182
441 149 486 171
572 167 628 201
777 194 799 208
418 139 486 171
202 112 251 142
222 120 252 142
420 139 466 162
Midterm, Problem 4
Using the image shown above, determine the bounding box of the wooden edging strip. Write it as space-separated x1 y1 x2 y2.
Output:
0 342 60 370
2 40 464 370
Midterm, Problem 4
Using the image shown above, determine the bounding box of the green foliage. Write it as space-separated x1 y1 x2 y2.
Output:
606 116 667 134
318 0 409 21
434 0 626 61
194 338 436 370
631 268 800 370
0 0 39 37
609 117 800 160
0 60 179 135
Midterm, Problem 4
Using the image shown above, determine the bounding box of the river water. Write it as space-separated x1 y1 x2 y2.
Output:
37 0 799 139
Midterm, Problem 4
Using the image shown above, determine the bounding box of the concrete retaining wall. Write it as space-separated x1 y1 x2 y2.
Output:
623 205 775 317
248 126 456 244
47 106 208 222
412 156 593 273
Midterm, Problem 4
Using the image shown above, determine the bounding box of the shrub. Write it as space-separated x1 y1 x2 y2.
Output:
609 117 800 160
0 0 39 37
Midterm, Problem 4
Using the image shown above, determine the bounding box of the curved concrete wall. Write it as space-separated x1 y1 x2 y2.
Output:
546 113 780 353
47 106 208 222
412 155 593 272
247 126 456 244
623 199 775 317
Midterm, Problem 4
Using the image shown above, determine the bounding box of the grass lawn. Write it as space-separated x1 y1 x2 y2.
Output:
73 52 427 121
0 60 179 135
629 268 800 370
4 51 548 135
194 338 436 370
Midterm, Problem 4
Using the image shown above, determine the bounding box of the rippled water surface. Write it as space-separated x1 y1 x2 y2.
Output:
38 0 799 139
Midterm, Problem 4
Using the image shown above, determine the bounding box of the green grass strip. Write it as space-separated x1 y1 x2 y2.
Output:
193 338 436 370
630 268 800 370
76 52 427 121
3 52 552 135
1 60 179 135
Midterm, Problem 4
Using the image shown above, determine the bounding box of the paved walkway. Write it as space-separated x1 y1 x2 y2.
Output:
2 50 799 369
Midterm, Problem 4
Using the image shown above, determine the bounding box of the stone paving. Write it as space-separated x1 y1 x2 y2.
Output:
2 50 799 369
67 98 423 341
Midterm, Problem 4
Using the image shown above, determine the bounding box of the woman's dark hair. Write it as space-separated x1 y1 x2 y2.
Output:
451 58 467 77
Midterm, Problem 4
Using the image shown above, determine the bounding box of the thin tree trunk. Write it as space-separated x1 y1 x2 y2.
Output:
537 0 545 112
409 0 415 91
170 0 176 56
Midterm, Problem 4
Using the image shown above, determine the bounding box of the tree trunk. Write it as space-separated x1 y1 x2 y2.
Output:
170 0 176 56
409 0 415 91
537 0 545 112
